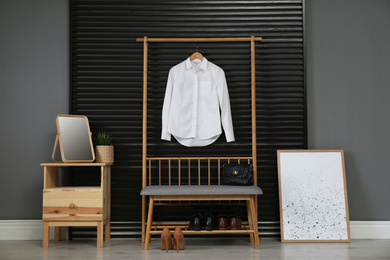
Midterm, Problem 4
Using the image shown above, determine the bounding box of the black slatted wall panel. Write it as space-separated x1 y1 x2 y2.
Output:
70 0 306 238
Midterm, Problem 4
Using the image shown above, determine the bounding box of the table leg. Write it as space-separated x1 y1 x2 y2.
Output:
43 222 50 248
97 221 103 248
105 220 110 241
54 227 60 242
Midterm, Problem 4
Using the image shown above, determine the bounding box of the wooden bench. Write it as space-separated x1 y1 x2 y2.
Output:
138 36 263 250
140 157 262 249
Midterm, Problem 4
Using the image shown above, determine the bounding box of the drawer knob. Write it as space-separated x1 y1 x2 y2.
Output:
69 203 76 209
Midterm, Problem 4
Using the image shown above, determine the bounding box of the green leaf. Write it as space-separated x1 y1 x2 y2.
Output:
95 131 114 145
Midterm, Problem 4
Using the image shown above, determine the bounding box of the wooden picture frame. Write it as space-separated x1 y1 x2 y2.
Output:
277 150 351 242
53 114 95 163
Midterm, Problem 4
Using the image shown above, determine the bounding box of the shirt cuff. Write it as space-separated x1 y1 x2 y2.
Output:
161 130 171 141
225 131 235 142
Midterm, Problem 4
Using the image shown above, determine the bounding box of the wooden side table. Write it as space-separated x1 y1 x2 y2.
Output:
41 163 111 248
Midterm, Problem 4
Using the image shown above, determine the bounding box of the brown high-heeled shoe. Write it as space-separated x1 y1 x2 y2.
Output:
173 227 185 252
161 227 173 252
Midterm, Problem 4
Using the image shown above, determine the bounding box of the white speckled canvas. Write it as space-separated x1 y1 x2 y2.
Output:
278 150 350 242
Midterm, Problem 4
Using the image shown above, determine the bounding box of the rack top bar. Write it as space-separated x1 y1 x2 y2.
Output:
136 37 262 43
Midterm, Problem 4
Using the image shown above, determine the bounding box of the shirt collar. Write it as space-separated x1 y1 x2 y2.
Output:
185 57 208 71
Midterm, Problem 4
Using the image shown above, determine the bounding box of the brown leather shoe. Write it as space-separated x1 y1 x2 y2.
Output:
229 214 242 230
217 215 229 230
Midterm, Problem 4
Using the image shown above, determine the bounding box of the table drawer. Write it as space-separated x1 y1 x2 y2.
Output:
43 187 103 221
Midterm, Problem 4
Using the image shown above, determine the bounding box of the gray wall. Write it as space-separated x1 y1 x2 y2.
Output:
0 0 389 221
0 0 68 219
306 0 390 220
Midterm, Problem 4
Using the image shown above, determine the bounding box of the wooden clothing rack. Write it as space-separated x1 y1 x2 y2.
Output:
137 36 263 249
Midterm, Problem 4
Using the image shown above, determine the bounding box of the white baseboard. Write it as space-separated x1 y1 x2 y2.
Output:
350 221 390 239
0 220 67 240
0 220 389 240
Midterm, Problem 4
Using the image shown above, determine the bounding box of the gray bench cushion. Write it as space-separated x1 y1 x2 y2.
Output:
140 185 263 196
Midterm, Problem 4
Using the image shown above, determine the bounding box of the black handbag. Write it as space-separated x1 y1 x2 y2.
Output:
221 163 254 186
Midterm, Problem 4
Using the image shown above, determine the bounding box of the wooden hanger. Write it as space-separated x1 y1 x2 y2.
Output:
190 46 204 61
190 52 204 61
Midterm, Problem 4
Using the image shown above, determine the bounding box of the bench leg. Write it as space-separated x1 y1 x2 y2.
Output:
141 195 146 243
247 200 255 243
249 196 260 249
144 196 155 250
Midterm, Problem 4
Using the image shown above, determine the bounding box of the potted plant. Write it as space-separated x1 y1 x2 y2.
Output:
94 131 114 163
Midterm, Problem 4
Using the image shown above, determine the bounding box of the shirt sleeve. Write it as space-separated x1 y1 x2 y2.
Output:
161 68 174 141
216 68 235 142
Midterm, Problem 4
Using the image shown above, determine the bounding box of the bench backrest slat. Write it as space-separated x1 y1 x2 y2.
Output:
145 157 255 187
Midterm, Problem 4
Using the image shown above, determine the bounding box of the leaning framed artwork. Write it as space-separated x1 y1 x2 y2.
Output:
277 150 351 242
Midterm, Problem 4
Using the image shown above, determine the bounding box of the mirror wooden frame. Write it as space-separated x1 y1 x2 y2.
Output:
52 114 95 163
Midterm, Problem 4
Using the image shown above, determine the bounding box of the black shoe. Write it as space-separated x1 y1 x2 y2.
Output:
189 213 203 231
203 213 216 231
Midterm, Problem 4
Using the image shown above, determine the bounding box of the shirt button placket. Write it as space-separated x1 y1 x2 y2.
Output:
192 72 198 138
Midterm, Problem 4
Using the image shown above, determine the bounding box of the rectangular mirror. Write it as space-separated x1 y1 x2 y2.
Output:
54 114 95 163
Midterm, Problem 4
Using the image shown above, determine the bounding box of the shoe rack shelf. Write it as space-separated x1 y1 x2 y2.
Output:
150 230 255 234
149 222 252 234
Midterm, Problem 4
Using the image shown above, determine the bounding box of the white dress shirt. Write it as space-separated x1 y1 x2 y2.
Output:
161 57 235 147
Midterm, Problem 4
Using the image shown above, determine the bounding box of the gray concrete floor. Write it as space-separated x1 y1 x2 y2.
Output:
0 238 389 260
